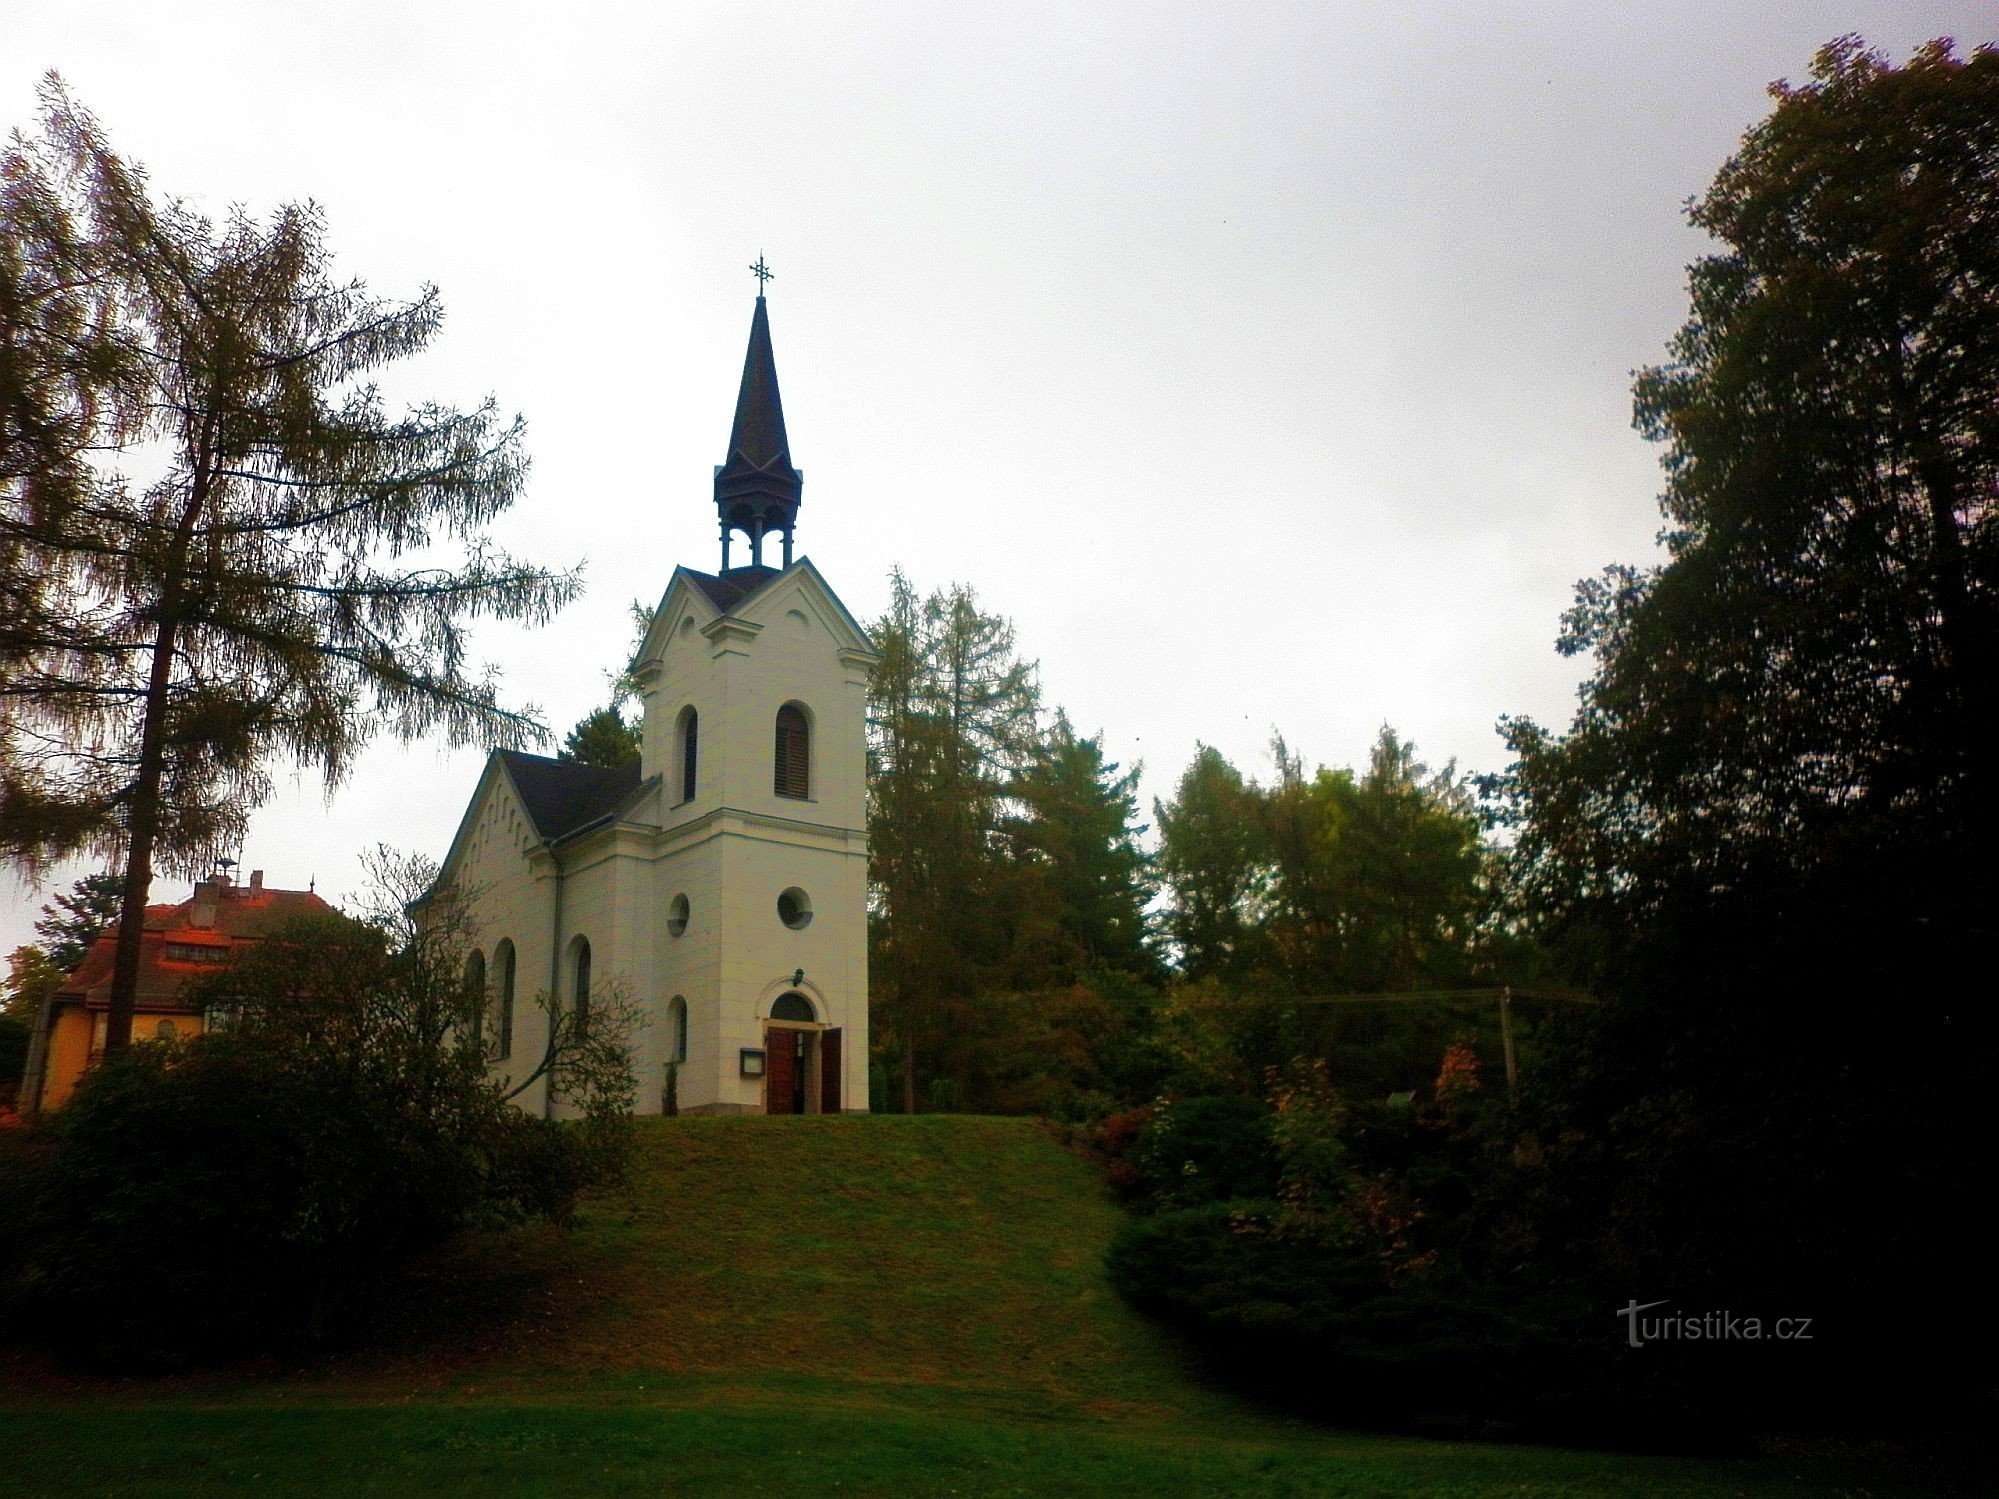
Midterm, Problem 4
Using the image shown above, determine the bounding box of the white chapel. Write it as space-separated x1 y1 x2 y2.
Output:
428 289 874 1116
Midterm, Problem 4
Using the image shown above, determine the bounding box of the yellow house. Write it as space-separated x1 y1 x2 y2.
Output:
22 870 333 1112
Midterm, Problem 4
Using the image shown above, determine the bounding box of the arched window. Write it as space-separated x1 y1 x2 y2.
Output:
495 939 516 1061
771 991 815 1022
668 995 688 1064
572 936 592 1036
774 704 809 799
464 949 487 1046
678 705 699 802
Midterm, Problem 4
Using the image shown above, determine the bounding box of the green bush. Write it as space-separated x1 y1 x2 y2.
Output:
1126 1094 1278 1209
2 880 633 1366
4 1029 603 1363
1106 1201 1587 1438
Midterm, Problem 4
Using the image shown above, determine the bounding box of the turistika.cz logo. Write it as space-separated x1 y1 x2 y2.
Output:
1616 1300 1815 1348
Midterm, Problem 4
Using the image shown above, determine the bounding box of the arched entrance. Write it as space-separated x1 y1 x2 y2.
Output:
764 991 841 1116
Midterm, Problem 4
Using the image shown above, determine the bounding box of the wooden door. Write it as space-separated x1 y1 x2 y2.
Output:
766 1027 796 1115
820 1028 842 1114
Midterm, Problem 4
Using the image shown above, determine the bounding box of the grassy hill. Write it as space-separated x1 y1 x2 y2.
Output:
0 1116 1955 1496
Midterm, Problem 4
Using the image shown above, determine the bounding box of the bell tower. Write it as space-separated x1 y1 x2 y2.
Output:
623 269 874 1114
714 260 802 571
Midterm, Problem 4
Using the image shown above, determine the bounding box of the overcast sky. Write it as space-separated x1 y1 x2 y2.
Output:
3 2 1990 951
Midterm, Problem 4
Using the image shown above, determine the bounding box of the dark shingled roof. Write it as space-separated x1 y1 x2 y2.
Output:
680 565 781 615
713 295 802 525
498 750 645 843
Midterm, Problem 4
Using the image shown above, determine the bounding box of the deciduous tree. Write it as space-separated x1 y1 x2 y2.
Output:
1493 37 1999 1405
1154 745 1266 981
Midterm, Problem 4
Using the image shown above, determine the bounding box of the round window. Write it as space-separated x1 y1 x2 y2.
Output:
667 893 690 938
776 887 813 930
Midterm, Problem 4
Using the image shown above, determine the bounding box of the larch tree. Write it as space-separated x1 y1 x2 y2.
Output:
867 568 1040 1111
0 79 578 1053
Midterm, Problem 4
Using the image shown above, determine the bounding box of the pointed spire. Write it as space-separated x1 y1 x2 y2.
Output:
714 294 802 570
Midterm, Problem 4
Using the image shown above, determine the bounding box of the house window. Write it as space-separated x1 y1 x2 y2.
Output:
678 705 699 802
668 995 688 1064
164 943 229 963
496 939 516 1061
667 893 690 938
774 704 809 799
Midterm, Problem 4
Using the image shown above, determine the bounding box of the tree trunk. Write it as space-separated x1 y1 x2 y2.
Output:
103 610 181 1056
104 456 211 1054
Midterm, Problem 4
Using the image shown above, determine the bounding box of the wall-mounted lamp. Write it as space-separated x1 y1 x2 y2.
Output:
791 968 805 988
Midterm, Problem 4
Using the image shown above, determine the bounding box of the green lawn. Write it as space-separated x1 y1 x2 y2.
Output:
0 1116 1952 1496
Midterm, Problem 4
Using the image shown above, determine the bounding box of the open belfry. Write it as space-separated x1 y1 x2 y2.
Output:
429 275 875 1114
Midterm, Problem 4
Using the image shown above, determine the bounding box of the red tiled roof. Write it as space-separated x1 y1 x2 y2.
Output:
54 880 336 1012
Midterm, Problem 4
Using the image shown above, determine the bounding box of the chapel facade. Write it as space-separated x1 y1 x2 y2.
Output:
428 292 873 1116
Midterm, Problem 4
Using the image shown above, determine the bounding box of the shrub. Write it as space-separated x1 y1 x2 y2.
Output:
8 1023 609 1362
1106 1201 1583 1438
1127 1094 1278 1209
3 856 635 1365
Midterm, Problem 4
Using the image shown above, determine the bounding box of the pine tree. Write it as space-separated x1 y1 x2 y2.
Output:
0 80 577 1052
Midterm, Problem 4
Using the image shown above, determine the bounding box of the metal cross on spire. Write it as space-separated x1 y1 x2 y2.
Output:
749 253 774 294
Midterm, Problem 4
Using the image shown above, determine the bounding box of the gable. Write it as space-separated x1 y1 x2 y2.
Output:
733 558 874 657
639 559 873 673
635 566 722 671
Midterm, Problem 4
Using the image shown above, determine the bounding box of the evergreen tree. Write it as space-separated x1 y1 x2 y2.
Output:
1004 711 1156 985
0 81 577 1052
557 600 653 769
32 868 124 972
559 706 640 768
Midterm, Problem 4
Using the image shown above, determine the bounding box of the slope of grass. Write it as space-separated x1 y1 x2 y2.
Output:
339 1114 1204 1411
1 1116 1956 1495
